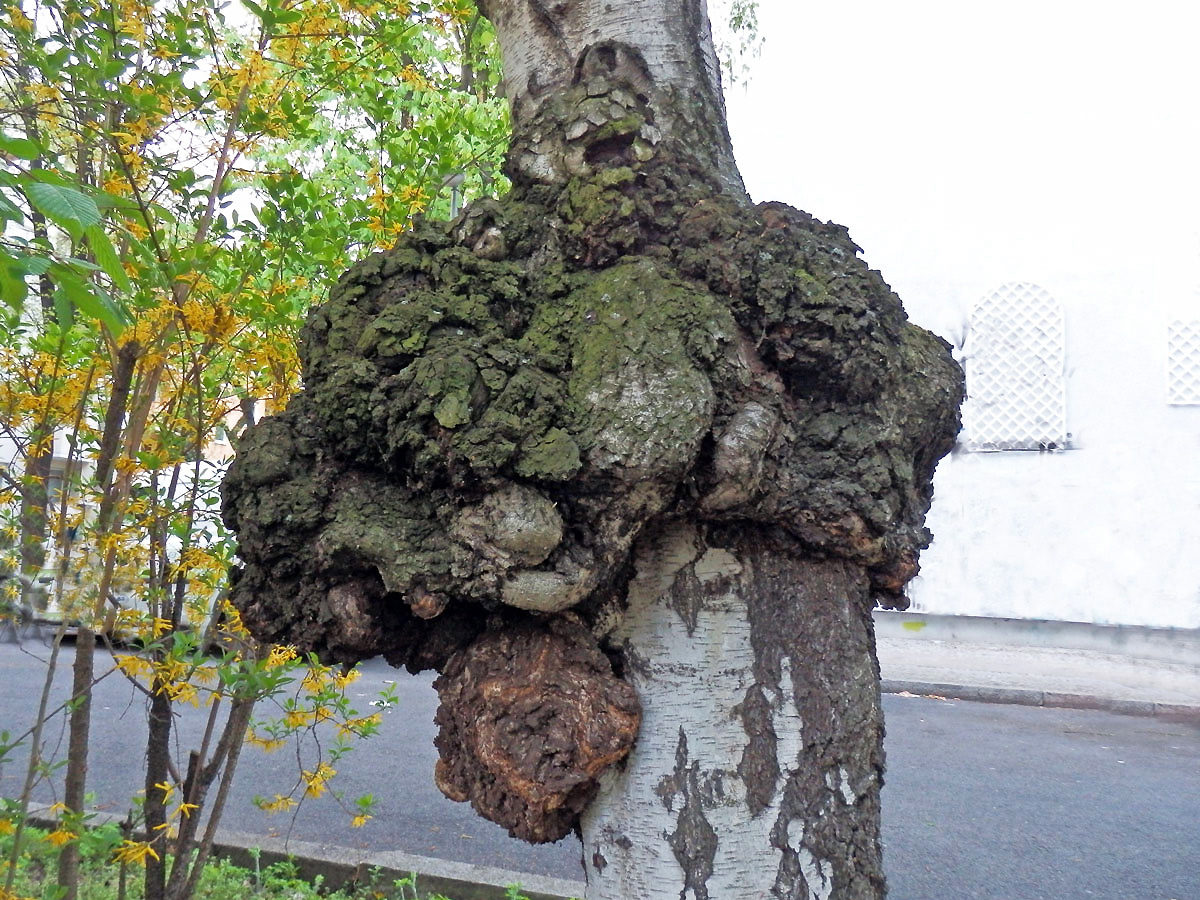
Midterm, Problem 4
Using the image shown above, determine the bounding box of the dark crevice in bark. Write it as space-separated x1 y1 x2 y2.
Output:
663 729 717 900
736 683 779 817
662 561 703 637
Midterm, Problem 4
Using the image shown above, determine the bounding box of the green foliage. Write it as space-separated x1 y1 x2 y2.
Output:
710 0 763 86
0 821 556 900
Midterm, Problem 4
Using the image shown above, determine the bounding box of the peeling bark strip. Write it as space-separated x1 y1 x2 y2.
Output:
581 524 886 900
221 0 962 893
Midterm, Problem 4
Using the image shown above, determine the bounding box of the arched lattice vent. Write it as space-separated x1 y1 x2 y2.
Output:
1167 320 1200 405
963 282 1067 451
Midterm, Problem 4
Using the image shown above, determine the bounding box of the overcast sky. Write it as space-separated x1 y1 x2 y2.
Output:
723 1 1200 331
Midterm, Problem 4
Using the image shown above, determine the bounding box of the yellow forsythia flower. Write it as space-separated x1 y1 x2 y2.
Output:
245 728 286 752
302 762 335 798
115 654 154 679
113 839 160 865
266 644 297 668
44 828 76 847
6 4 33 31
257 794 297 814
283 708 313 729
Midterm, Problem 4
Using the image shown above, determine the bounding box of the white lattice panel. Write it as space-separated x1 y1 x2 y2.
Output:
1167 320 1200 405
963 282 1067 451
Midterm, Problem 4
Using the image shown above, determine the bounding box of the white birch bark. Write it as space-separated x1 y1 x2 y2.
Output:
476 0 744 194
580 523 885 900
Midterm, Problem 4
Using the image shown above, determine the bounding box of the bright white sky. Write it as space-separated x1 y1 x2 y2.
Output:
723 0 1200 333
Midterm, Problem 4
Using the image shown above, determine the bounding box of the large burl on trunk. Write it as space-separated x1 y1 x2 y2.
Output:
222 1 963 897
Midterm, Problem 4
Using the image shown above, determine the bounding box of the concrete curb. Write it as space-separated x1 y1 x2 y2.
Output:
881 679 1200 722
212 831 586 900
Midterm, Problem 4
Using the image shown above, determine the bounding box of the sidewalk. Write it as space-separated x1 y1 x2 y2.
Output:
875 611 1200 720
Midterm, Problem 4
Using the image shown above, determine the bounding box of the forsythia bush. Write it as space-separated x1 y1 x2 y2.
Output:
0 1 506 899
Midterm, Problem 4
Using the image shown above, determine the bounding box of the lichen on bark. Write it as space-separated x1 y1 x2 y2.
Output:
222 49 962 846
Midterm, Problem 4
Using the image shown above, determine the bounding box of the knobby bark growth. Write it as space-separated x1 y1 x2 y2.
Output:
222 2 963 897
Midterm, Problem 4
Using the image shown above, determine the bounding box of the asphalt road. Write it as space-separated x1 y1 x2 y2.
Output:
1 639 1197 900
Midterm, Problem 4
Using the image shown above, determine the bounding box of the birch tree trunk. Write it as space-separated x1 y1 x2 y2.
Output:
223 3 963 899
470 4 932 895
581 524 885 900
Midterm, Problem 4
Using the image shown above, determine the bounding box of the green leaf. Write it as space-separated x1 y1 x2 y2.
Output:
114 227 169 290
136 450 163 469
90 287 131 337
0 133 40 160
149 202 178 225
102 58 130 79
84 225 132 293
0 251 29 309
0 192 24 225
24 181 102 238
62 256 102 272
93 189 139 212
51 265 128 336
52 279 74 328
21 254 52 276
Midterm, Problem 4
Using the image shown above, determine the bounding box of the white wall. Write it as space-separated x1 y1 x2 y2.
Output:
910 284 1200 628
726 1 1200 628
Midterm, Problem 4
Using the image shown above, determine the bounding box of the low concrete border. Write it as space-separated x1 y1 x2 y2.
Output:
881 679 1200 722
875 610 1200 666
213 831 585 900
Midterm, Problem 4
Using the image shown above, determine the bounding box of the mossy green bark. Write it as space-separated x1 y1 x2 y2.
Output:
221 69 963 850
223 74 962 667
